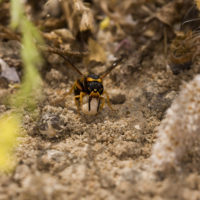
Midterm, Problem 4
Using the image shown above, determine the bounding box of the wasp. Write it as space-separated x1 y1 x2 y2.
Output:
58 54 124 115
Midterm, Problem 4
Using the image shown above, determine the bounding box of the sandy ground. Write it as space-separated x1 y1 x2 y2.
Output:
1 47 200 200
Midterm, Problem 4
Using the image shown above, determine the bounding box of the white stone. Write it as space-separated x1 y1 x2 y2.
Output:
81 95 99 115
134 125 141 130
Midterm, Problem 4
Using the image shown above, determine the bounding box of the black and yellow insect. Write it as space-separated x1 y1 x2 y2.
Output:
69 74 105 113
52 50 124 114
64 56 124 115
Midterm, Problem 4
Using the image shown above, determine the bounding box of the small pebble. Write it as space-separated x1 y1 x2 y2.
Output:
134 125 141 130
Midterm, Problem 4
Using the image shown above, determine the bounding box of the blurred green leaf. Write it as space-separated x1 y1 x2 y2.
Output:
10 0 43 109
0 0 43 172
0 113 20 172
10 0 23 29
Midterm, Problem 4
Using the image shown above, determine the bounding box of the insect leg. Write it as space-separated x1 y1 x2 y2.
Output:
66 82 76 95
56 81 77 102
99 96 105 111
74 92 86 113
103 91 114 110
97 98 101 112
74 95 81 112
79 92 86 107
88 96 92 111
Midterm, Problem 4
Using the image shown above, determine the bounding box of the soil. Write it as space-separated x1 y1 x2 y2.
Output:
1 0 200 200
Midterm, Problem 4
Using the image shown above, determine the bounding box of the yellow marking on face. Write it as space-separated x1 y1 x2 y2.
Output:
87 77 102 83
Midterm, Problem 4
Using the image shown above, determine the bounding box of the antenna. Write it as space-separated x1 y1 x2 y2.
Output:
43 46 83 76
100 55 126 79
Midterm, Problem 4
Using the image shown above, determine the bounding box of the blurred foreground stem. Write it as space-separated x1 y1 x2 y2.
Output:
0 0 43 172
